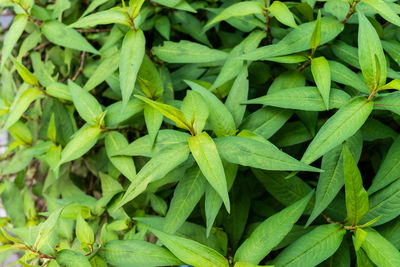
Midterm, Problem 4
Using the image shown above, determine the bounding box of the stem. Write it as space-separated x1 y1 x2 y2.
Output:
341 1 358 24
263 0 272 44
368 86 378 102
72 51 86 81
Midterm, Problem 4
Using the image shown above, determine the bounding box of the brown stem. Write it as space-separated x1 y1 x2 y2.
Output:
297 60 311 72
72 51 86 81
77 28 111 33
341 1 358 24
263 1 272 44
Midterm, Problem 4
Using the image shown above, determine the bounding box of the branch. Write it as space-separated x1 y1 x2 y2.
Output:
72 51 86 81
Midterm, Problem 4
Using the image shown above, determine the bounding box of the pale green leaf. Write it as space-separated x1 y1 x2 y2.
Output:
311 56 331 109
269 1 297 28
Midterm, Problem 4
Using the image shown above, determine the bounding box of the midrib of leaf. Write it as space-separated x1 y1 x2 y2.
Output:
253 110 288 132
319 150 343 209
348 177 363 225
102 248 174 260
368 186 400 215
375 157 400 188
166 169 202 230
280 227 343 266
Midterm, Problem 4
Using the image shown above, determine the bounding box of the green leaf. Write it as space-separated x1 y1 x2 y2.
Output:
58 125 102 166
144 104 163 144
1 14 28 70
181 90 209 134
42 20 99 54
69 80 103 125
76 213 94 247
343 144 369 225
245 87 349 111
368 136 400 194
152 41 228 63
137 54 164 99
34 208 63 250
361 0 400 27
358 12 387 91
188 131 230 212
378 79 400 92
273 224 346 267
129 0 145 18
3 88 44 130
269 1 297 28
328 60 370 94
215 136 320 172
100 239 183 267
311 56 331 109
120 29 146 110
71 8 131 28
225 64 249 127
205 1 264 29
310 10 321 55
301 97 373 164
361 228 400 267
163 165 206 234
135 95 192 132
242 17 344 61
47 113 57 143
11 57 39 87
56 249 91 267
186 80 236 137
234 191 313 264
150 228 229 267
1 181 26 227
117 143 190 208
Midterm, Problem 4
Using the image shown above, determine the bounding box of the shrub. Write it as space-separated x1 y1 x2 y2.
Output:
1 0 400 266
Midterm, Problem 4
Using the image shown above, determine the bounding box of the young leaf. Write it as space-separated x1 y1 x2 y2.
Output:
117 143 190 208
310 10 321 55
234 191 313 264
144 104 163 144
301 97 373 164
186 80 236 137
11 57 39 87
119 29 146 110
361 228 400 267
311 56 331 109
135 95 192 132
69 80 103 125
100 239 183 266
1 14 28 70
73 9 131 28
181 90 209 134
273 224 346 267
204 1 264 29
378 79 400 92
76 213 94 247
42 20 99 54
343 144 369 226
215 136 321 172
268 1 297 28
150 228 229 267
188 131 230 212
358 12 387 91
163 165 206 234
34 208 63 250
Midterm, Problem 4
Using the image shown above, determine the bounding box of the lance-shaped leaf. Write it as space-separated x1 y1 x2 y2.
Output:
189 132 230 212
150 228 229 267
245 87 349 111
311 56 331 109
117 143 190 209
204 1 263 29
34 208 63 250
135 95 192 132
361 228 400 267
301 97 373 164
69 80 103 125
186 80 236 137
234 191 313 264
3 88 44 130
100 239 183 267
181 90 209 134
144 104 164 144
378 79 400 92
58 125 102 166
361 0 400 27
152 40 228 63
329 60 370 94
68 8 131 28
42 20 99 54
343 144 369 226
358 12 387 91
268 1 297 28
368 136 400 194
215 136 320 172
1 14 28 70
273 224 346 267
76 213 94 247
11 57 39 87
120 29 146 110
310 10 321 55
105 132 136 181
163 165 206 234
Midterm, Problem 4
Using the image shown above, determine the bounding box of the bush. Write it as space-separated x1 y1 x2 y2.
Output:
2 0 400 266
